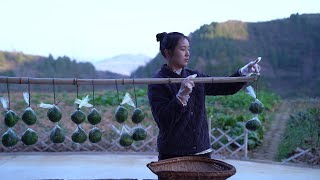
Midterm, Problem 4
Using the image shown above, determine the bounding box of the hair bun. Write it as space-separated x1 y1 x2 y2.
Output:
156 32 167 42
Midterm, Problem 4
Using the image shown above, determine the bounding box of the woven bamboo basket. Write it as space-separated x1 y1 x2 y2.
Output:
147 156 236 180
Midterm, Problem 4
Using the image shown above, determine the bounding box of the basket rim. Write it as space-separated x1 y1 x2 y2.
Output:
147 156 236 176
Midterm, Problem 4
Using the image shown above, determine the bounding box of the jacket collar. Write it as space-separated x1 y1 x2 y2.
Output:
160 64 188 78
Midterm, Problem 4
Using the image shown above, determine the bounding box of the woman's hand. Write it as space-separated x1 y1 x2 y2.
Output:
240 57 261 76
176 74 197 106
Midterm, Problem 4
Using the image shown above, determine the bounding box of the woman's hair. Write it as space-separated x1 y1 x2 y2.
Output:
156 32 189 58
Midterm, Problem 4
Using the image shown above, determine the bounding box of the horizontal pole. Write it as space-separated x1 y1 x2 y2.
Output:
0 76 257 85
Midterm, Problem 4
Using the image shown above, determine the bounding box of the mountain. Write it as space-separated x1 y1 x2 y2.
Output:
131 13 320 97
0 51 127 91
93 54 151 76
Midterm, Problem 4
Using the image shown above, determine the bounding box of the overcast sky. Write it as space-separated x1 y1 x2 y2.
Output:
0 0 319 61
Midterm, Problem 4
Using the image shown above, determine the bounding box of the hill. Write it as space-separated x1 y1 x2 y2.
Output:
93 54 151 76
0 51 127 91
131 13 320 97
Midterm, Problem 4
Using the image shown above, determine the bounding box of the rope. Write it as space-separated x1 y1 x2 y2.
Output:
76 84 79 99
28 77 31 107
133 79 138 108
53 78 56 105
115 80 120 104
6 77 10 110
255 75 260 99
92 79 95 108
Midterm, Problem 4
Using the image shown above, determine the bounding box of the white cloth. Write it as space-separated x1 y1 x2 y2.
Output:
174 68 182 75
195 148 213 155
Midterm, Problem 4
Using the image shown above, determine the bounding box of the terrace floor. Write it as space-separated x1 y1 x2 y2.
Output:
0 152 319 180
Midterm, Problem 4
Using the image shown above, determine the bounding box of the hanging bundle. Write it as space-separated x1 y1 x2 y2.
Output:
38 79 62 123
70 84 90 143
245 80 263 131
22 92 37 125
71 125 87 144
115 92 136 123
4 110 19 127
47 105 62 123
1 79 19 127
38 79 65 143
50 124 65 143
72 95 92 124
21 80 37 125
21 128 38 145
132 125 147 141
87 83 102 125
245 86 264 114
132 108 145 124
1 79 19 148
89 127 102 143
71 109 86 124
245 116 262 131
1 128 19 147
119 125 133 148
131 79 145 124
87 82 103 143
20 80 38 145
1 97 19 127
115 105 129 123
87 108 101 125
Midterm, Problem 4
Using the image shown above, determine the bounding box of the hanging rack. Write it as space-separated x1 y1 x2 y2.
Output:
0 76 257 85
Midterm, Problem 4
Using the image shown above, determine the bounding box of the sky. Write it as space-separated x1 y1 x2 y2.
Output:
0 0 319 62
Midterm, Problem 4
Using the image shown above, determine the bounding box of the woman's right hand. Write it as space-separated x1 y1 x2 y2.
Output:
240 57 261 76
176 74 196 106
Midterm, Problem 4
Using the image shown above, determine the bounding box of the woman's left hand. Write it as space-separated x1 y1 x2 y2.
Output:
240 57 261 76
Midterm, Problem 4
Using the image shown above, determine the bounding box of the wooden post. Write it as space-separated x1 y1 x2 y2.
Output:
244 128 248 159
208 117 212 137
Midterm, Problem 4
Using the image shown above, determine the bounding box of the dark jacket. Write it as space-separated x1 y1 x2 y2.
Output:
147 64 245 155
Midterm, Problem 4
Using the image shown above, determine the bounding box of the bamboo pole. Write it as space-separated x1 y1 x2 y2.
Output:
0 76 257 85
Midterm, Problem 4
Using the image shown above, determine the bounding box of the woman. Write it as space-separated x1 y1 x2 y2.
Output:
147 32 260 161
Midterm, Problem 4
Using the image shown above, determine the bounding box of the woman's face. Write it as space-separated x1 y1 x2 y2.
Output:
167 38 190 68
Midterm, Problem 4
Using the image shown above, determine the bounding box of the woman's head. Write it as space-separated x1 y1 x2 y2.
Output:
156 32 190 69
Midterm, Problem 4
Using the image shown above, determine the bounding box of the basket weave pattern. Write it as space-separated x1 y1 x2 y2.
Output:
147 156 236 180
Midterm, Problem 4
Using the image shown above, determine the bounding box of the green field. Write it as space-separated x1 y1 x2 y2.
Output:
277 100 320 161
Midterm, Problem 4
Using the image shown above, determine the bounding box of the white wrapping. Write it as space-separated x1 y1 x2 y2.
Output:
0 97 9 110
38 103 55 109
121 92 136 108
245 86 257 99
74 95 93 108
23 92 30 106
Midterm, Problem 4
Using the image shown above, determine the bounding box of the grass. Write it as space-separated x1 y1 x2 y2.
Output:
276 104 320 161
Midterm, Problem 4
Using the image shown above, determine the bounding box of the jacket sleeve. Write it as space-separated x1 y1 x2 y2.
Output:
147 83 187 131
198 69 246 96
